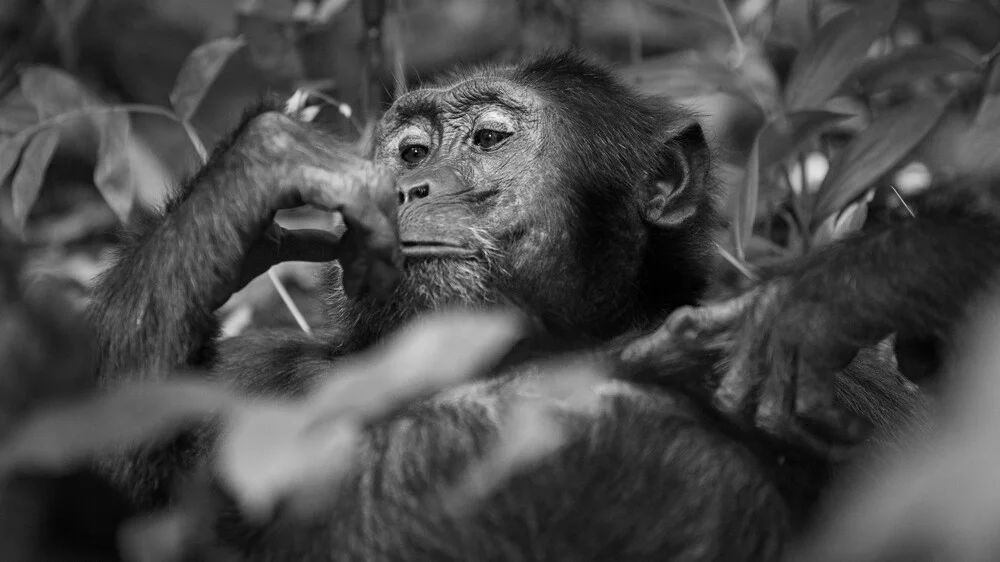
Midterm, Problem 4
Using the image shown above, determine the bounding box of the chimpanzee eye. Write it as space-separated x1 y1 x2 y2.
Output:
473 129 512 150
400 144 429 165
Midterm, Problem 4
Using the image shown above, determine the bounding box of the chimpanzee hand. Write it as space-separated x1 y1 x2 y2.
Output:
708 281 874 458
625 282 875 459
234 111 401 301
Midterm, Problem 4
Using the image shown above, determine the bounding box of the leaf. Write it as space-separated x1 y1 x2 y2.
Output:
622 51 756 107
784 0 899 110
811 190 873 247
0 134 33 188
0 380 236 475
733 134 760 262
309 310 527 423
0 91 39 133
217 310 528 519
19 66 94 119
93 109 134 222
440 364 606 516
757 110 852 170
813 96 948 223
170 37 246 123
974 54 1000 128
847 45 976 96
773 0 815 47
645 0 726 26
219 401 360 519
11 129 60 230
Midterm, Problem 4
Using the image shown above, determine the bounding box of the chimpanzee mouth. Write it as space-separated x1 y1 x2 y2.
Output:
401 240 479 260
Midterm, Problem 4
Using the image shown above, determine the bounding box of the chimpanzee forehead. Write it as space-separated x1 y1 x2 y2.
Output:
383 78 535 125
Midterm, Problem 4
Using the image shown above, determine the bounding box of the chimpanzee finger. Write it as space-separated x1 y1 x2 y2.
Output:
299 165 400 268
275 228 342 263
713 343 762 421
794 359 872 445
368 166 401 233
665 292 759 339
753 350 861 459
752 348 796 441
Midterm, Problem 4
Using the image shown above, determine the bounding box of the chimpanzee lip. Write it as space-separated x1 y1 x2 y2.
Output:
401 240 479 259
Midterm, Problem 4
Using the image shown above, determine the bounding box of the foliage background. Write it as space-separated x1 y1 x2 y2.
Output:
4 0 1000 331
3 0 1000 560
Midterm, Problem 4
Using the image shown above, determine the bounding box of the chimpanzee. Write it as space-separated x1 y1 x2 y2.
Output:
88 52 1000 560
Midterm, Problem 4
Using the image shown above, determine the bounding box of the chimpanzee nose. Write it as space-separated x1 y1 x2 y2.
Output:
398 182 430 205
397 167 470 206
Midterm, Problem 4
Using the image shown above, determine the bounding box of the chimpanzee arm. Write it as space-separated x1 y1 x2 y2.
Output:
625 195 1000 457
89 107 401 385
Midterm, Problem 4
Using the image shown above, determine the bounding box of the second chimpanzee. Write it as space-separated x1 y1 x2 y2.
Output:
89 52 1000 560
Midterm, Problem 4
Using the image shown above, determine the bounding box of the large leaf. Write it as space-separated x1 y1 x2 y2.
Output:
813 96 948 223
93 109 134 222
19 66 137 222
645 0 726 27
11 128 60 230
773 0 815 47
0 380 235 475
217 310 527 518
758 110 852 170
170 36 246 123
848 45 977 96
622 51 756 106
19 66 94 119
733 134 760 261
784 0 899 110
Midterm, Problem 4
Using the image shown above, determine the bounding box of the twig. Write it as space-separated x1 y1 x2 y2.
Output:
889 184 917 218
715 0 746 65
268 269 312 334
714 241 759 282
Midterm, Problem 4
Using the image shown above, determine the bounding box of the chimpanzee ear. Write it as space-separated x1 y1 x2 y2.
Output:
643 119 711 230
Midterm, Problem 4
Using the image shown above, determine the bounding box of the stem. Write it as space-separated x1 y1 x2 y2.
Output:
302 89 365 134
181 121 207 162
4 104 182 148
714 241 758 282
889 184 917 218
782 163 812 253
715 0 746 65
268 269 312 334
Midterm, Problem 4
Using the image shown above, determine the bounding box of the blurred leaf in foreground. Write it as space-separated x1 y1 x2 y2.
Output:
0 381 235 476
217 310 528 519
441 363 607 516
791 291 1000 562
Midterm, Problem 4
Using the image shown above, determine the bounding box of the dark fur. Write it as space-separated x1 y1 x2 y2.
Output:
86 52 984 560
